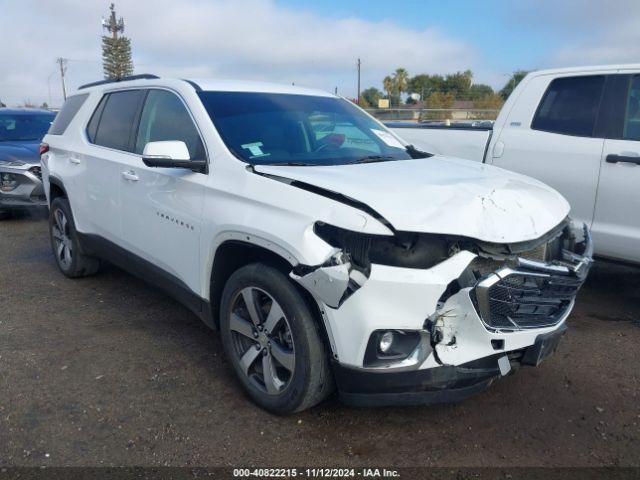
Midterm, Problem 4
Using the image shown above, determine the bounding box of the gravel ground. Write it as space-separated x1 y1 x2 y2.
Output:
1 211 639 468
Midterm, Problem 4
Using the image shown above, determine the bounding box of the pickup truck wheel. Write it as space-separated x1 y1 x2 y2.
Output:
220 263 333 414
49 197 100 278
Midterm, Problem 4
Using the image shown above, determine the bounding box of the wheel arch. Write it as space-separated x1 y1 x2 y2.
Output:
208 240 331 352
48 176 68 204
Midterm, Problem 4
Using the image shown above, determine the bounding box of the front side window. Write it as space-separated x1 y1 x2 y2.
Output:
91 90 144 151
532 75 605 137
198 92 413 166
135 90 205 159
623 75 640 141
0 113 56 141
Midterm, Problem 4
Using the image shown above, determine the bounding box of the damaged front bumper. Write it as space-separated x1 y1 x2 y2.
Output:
0 162 47 210
292 224 592 407
334 323 568 406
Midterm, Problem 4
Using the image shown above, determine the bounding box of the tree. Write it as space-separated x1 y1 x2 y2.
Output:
101 4 134 79
473 94 504 120
40 102 49 110
421 92 455 120
443 70 473 99
392 68 409 102
0 99 5 108
468 84 494 101
360 87 383 108
383 75 395 106
500 70 529 100
407 74 445 100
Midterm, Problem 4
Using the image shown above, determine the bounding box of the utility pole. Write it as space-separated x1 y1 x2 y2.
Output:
56 57 67 101
356 58 361 104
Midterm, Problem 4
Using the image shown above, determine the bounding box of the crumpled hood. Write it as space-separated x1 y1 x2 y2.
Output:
0 141 40 165
254 156 571 244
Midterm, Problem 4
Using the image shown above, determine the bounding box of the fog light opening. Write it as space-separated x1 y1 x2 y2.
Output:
1 173 18 192
364 329 423 368
379 331 394 354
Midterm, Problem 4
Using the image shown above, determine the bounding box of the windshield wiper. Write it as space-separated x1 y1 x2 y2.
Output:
406 144 433 159
347 155 397 165
261 161 311 166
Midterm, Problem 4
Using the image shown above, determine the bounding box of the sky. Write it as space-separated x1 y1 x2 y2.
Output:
1 0 639 107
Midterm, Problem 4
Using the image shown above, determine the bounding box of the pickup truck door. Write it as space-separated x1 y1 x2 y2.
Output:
592 74 640 262
491 75 606 229
118 88 206 302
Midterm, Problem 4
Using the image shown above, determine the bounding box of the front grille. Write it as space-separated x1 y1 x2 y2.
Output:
468 223 592 332
471 269 583 330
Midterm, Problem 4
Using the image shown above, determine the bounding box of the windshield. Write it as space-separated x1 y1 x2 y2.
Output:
198 92 414 166
0 113 56 142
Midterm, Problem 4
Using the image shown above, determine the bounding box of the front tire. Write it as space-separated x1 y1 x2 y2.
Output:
220 263 333 414
49 197 100 278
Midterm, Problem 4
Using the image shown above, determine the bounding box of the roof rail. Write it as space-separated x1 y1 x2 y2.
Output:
78 74 160 90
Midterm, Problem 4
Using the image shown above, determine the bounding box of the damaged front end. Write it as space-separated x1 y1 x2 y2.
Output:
290 218 592 407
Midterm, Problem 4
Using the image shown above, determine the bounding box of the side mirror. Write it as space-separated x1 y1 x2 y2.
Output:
142 141 206 173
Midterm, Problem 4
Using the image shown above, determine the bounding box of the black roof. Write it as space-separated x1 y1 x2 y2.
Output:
78 74 160 90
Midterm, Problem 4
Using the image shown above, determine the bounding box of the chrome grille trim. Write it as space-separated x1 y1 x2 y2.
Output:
471 225 592 332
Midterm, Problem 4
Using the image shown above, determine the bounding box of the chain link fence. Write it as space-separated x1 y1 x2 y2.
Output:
365 108 501 123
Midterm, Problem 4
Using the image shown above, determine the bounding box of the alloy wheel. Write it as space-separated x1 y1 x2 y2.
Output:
229 287 295 395
52 208 73 269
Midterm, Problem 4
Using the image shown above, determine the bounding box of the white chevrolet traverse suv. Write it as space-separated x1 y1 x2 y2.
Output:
41 75 592 414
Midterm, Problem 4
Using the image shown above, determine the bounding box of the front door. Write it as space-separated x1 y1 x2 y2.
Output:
119 89 206 297
592 74 640 262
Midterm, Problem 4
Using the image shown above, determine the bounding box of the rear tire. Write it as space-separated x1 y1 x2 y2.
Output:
220 263 333 414
49 197 100 278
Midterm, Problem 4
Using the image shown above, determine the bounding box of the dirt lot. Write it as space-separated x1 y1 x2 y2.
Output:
1 211 639 468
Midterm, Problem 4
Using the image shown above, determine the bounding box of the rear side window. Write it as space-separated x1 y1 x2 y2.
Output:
48 94 88 135
86 95 107 143
623 75 640 141
90 90 144 151
532 75 605 137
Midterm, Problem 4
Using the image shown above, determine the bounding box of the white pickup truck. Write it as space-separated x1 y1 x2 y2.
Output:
389 64 640 265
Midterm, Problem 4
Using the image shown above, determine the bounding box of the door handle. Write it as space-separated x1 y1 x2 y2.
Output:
121 170 139 182
69 156 81 164
606 154 640 165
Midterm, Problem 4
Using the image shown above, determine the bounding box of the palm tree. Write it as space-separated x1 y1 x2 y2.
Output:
383 76 394 106
393 68 409 104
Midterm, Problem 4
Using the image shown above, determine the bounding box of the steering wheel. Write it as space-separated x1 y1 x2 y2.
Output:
314 142 335 153
314 133 346 153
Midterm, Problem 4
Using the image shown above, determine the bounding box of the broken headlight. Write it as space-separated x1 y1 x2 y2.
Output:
314 222 451 270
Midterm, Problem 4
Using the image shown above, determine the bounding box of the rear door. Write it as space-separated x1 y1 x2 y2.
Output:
84 89 146 243
118 88 206 297
592 74 640 262
490 74 606 229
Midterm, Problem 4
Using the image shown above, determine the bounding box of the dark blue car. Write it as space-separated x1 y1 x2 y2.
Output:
0 108 56 215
